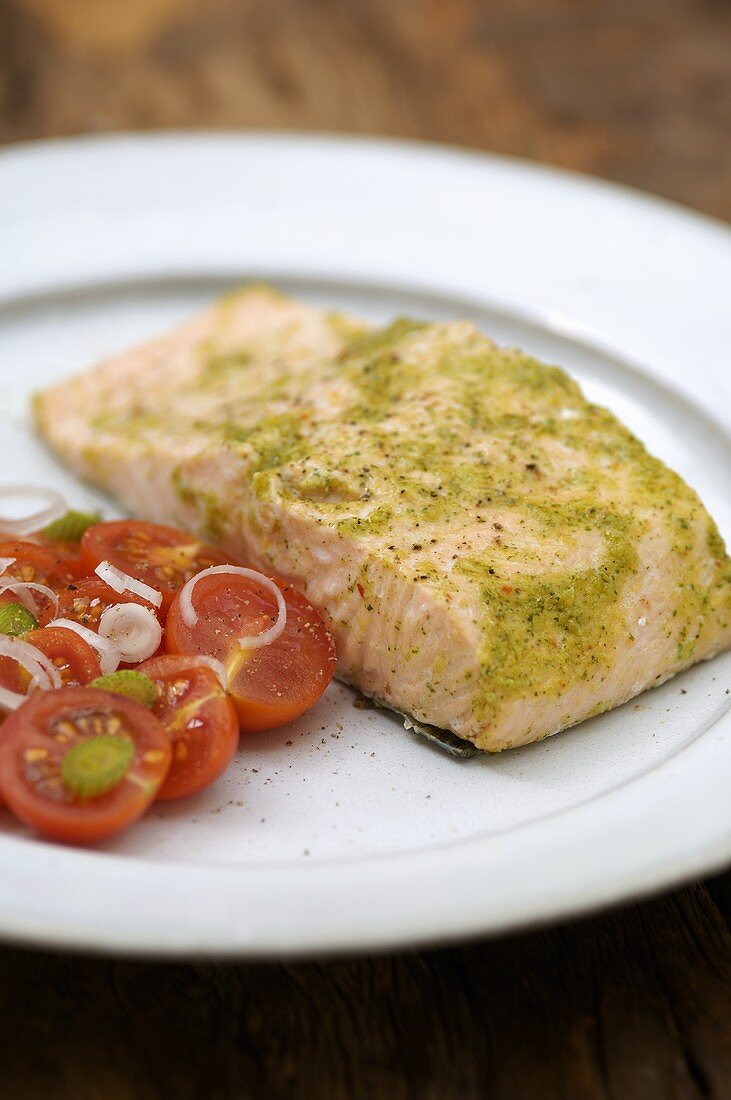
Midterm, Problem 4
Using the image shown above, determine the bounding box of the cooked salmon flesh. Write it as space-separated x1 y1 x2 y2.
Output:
33 286 731 751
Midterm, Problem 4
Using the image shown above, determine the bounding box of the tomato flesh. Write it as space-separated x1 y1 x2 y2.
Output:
0 686 171 844
138 654 239 800
81 520 235 613
34 536 83 577
165 573 336 732
0 656 26 701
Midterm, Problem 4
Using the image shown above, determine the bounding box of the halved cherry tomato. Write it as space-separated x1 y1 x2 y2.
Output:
0 686 171 844
0 540 80 625
57 575 159 630
165 573 336 732
58 575 164 662
24 627 102 687
138 654 239 800
81 520 235 613
33 537 83 577
0 539 81 586
56 576 163 667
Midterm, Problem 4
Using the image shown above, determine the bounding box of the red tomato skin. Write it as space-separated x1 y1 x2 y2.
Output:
80 520 235 613
24 627 102 687
164 574 337 733
234 695 309 733
138 655 239 800
0 687 171 844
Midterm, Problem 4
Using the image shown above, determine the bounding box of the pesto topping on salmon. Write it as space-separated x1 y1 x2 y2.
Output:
160 319 729 721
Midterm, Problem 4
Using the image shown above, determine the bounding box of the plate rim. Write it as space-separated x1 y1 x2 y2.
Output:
4 126 731 239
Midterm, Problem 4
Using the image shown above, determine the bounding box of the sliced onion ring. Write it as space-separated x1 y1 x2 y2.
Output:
179 565 287 650
98 603 162 664
0 557 16 575
0 685 30 712
94 561 163 609
0 485 66 538
0 580 59 616
48 618 121 675
0 635 62 711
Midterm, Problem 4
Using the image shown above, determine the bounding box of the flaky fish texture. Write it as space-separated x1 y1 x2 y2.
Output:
34 286 731 750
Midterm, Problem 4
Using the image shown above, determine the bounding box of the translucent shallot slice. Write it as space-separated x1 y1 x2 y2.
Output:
0 485 66 538
94 561 163 609
0 684 30 713
98 603 162 664
179 565 287 650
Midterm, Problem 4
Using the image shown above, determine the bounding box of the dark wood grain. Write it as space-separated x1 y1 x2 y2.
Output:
1 878 731 1100
1 0 730 1096
2 0 731 218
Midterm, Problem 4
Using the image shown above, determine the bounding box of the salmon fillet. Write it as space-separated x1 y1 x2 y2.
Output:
33 286 731 751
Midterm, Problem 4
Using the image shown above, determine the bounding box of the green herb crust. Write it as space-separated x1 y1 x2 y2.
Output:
164 317 729 725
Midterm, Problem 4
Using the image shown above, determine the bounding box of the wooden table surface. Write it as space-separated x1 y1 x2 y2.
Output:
1 0 731 1096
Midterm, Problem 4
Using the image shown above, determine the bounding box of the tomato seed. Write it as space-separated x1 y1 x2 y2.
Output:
142 750 166 764
23 748 48 762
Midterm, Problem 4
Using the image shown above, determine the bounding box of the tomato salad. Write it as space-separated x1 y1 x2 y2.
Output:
0 489 336 845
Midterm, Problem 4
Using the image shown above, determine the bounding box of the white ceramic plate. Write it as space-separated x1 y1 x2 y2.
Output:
0 133 729 958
